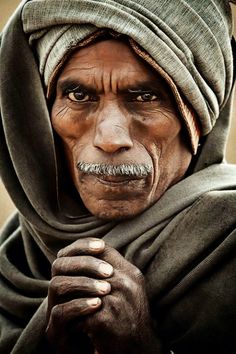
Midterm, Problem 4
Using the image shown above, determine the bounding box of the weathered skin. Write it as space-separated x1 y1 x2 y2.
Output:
47 39 193 353
46 238 163 353
51 39 192 221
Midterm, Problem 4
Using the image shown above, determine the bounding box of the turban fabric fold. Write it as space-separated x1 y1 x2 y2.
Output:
0 1 236 353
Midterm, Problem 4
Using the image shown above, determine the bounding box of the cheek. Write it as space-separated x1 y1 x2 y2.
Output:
151 114 181 142
134 112 182 166
143 116 190 195
51 103 80 183
51 101 88 141
134 106 181 141
158 132 192 187
51 102 95 167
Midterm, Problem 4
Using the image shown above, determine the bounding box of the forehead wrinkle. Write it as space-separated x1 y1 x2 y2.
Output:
99 65 155 95
92 66 115 95
59 58 166 95
62 65 98 75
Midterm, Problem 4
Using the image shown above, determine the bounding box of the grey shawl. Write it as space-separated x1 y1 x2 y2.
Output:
0 1 236 353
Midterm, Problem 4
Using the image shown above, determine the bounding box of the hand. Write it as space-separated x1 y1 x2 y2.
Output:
46 238 162 354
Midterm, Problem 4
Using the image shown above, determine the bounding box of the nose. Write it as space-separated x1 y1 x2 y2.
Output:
94 105 133 153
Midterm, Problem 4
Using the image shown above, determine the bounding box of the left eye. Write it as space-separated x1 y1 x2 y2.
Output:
68 91 91 102
136 93 158 102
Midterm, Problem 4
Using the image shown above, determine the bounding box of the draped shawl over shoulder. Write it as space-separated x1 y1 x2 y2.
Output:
0 1 236 353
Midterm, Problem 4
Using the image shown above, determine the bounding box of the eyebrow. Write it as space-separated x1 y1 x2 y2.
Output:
58 79 97 94
57 78 166 95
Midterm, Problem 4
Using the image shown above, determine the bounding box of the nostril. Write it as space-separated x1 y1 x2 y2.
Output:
94 141 132 154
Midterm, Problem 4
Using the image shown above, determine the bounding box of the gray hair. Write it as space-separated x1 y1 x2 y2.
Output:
77 162 153 178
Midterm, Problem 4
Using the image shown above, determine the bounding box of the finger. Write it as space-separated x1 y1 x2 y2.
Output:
49 276 111 301
46 297 102 332
100 245 142 276
52 256 113 278
58 238 105 257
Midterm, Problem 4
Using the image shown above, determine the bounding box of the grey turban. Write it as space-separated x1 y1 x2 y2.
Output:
22 0 235 153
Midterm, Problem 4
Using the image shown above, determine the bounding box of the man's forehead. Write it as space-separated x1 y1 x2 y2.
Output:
60 39 155 76
57 39 167 91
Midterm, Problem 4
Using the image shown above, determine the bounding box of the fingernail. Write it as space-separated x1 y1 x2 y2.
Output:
89 240 104 250
99 263 113 276
96 281 111 293
87 298 101 306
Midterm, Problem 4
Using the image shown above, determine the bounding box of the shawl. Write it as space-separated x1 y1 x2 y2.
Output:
0 1 236 353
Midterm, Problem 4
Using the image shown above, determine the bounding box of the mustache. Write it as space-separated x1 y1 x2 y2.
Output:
77 162 153 178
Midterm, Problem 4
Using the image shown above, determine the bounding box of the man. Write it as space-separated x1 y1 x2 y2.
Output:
0 0 236 353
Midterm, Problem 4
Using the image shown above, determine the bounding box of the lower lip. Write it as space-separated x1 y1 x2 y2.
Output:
79 174 149 199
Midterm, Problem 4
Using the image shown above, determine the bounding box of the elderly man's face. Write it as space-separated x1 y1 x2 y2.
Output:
51 39 192 220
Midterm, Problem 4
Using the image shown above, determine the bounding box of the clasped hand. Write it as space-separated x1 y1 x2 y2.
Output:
46 238 161 354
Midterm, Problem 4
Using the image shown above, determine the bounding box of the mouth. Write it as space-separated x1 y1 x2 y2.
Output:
95 174 144 186
76 161 153 193
77 172 150 201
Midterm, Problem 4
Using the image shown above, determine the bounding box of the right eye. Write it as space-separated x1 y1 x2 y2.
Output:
68 90 91 102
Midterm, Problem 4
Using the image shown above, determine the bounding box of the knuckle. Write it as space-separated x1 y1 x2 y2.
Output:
115 271 142 294
51 258 63 276
107 296 121 316
115 272 133 290
102 245 121 262
132 266 144 282
49 276 66 295
49 276 59 292
51 304 63 321
81 255 94 267
92 308 110 327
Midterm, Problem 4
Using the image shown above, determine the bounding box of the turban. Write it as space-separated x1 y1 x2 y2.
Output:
22 0 235 153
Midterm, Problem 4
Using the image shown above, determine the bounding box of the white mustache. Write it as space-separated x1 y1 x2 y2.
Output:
77 162 153 178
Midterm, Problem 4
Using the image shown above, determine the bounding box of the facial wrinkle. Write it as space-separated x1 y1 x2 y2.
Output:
111 68 119 95
56 106 70 118
98 67 118 96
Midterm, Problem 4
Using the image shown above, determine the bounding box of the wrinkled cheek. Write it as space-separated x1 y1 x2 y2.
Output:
148 147 177 203
148 146 161 192
150 146 180 202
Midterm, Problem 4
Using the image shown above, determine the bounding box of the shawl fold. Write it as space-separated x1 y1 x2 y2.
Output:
0 1 236 353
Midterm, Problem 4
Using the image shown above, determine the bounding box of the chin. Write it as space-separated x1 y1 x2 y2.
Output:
94 210 136 221
85 201 148 221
